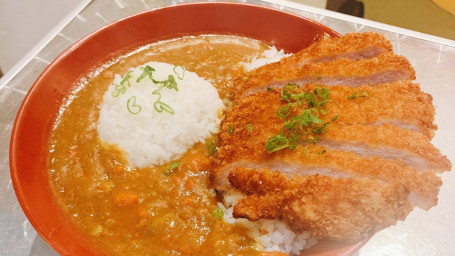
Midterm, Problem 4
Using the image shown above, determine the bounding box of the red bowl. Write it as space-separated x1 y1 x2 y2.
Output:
9 2 364 256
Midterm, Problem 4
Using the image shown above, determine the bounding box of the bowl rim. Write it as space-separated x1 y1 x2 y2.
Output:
8 2 367 256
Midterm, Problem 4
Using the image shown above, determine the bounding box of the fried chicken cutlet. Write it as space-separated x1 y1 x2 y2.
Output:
213 86 446 209
211 32 451 243
228 167 413 242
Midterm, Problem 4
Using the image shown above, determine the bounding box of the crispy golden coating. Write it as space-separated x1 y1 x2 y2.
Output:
215 84 449 173
324 81 436 138
212 32 451 242
285 32 393 65
254 32 393 70
229 167 413 242
232 81 436 137
321 123 451 172
214 143 441 209
234 52 416 98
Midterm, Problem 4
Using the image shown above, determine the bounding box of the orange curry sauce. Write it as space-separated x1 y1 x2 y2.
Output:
47 35 269 255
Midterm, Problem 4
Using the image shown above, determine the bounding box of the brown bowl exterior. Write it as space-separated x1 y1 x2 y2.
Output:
9 2 364 256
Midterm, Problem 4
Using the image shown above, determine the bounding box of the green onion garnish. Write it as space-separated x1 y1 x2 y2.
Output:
112 70 133 97
265 84 334 153
228 124 235 134
134 65 180 115
276 103 293 119
152 85 175 115
265 134 290 153
154 100 174 115
136 65 155 83
168 162 179 170
126 96 142 115
347 91 369 100
246 124 253 132
212 207 224 220
206 140 218 156
173 65 185 80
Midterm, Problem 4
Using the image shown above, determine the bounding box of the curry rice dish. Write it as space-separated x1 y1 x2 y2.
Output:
46 32 451 255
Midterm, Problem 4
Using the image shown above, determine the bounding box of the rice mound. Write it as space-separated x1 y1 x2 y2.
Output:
97 61 224 168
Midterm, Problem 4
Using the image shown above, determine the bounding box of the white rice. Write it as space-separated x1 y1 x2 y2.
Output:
218 191 317 255
97 61 224 168
242 47 291 71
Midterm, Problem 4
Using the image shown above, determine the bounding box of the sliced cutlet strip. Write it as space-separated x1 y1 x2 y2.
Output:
321 123 451 172
261 32 393 68
217 115 450 173
215 86 448 173
214 144 441 209
231 81 436 138
235 52 415 98
323 81 436 138
229 167 413 242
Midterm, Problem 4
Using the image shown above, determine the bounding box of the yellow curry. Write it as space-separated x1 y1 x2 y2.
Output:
47 35 270 255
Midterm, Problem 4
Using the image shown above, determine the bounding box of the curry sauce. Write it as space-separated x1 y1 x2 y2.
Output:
47 35 269 256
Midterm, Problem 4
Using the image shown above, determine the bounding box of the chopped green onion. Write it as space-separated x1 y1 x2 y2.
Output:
163 162 179 176
206 140 218 156
112 83 127 97
121 64 180 115
228 124 235 134
120 70 133 86
266 85 333 153
246 124 253 132
136 65 155 83
169 162 179 170
266 87 273 92
281 84 298 102
154 101 174 115
152 86 175 115
112 70 133 97
173 65 185 80
347 91 369 100
276 103 293 119
212 207 224 220
265 134 289 153
126 96 142 114
331 115 339 122
166 75 178 91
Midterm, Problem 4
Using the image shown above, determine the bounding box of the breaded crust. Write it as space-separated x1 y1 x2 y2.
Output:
231 81 436 138
214 144 441 209
321 123 451 172
229 167 413 241
216 85 449 173
234 52 416 98
212 32 451 243
263 32 393 69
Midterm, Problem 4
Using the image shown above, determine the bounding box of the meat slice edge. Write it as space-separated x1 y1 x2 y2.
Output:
235 52 415 98
229 167 413 242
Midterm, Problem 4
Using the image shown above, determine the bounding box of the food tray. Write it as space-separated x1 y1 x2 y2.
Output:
0 0 454 255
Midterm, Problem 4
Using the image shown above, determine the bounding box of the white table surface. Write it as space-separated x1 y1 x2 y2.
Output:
1 0 454 255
